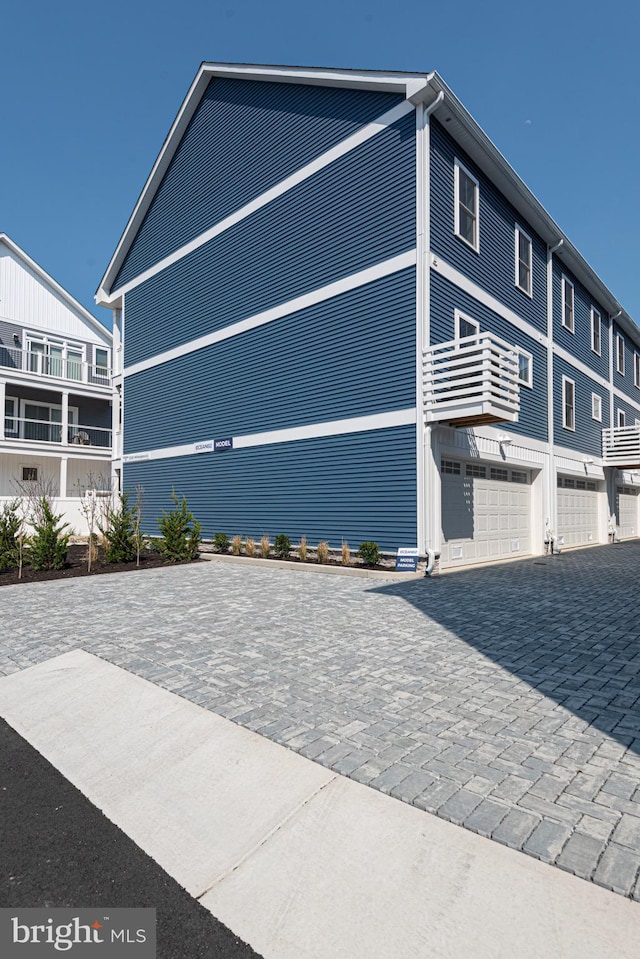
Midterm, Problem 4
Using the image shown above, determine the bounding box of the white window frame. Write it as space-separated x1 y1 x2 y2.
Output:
454 310 480 341
25 332 86 381
20 465 39 483
617 409 626 428
454 158 479 253
515 347 533 388
634 352 640 389
617 334 625 375
562 376 575 431
93 345 111 371
514 225 532 297
561 276 575 333
4 395 19 437
590 307 601 356
591 393 602 422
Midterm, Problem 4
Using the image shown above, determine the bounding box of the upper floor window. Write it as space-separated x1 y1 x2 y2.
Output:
634 353 640 389
562 376 575 431
561 277 574 333
4 396 18 437
454 159 479 252
455 311 479 341
617 334 625 375
591 308 601 355
516 348 533 388
591 393 602 422
515 226 532 296
26 335 84 382
618 409 627 428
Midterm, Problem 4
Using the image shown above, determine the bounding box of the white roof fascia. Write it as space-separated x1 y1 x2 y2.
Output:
423 73 639 346
0 233 110 341
96 62 428 305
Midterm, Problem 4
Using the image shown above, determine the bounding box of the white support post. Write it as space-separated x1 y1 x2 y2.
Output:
61 390 69 446
0 379 5 442
59 456 68 498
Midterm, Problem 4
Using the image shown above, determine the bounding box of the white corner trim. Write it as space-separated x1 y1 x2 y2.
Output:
122 407 417 464
430 254 548 347
104 99 416 304
124 250 417 378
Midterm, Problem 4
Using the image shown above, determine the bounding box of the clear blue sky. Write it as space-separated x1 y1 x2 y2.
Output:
2 0 638 330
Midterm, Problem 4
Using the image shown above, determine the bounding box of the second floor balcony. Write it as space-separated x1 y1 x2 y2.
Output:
3 413 111 450
0 343 111 387
424 332 520 428
602 426 640 468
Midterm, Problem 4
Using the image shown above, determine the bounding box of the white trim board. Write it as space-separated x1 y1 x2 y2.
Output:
99 98 416 305
123 251 417 378
122 408 417 465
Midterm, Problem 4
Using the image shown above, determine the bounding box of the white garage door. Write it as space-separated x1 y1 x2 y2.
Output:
557 476 599 547
441 459 531 567
617 486 639 539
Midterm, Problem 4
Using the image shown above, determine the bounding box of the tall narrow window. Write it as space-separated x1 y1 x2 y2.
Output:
592 393 602 422
455 159 479 251
617 334 625 374
591 308 601 355
562 376 575 431
562 277 574 333
618 409 626 428
515 226 532 296
634 353 640 389
516 348 533 387
455 311 479 341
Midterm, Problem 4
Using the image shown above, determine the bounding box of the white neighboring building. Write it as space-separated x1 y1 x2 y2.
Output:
0 234 112 534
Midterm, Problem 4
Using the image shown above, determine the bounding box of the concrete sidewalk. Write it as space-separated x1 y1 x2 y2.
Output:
1 649 638 959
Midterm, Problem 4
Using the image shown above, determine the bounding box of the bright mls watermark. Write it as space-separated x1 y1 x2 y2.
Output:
0 908 155 956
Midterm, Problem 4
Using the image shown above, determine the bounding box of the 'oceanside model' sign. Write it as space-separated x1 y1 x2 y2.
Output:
214 437 233 451
395 548 419 572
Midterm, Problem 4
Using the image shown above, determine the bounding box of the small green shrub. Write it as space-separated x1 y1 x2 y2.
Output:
212 532 230 554
101 494 137 564
298 535 308 562
0 501 21 572
157 490 202 564
357 541 380 567
316 541 329 564
260 535 270 559
274 534 291 559
231 535 242 556
29 498 70 571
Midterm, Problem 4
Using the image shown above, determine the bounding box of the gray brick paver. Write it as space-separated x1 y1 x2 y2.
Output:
2 544 640 900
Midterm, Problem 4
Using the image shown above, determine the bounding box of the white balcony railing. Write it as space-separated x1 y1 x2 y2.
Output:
603 426 640 467
424 332 520 426
0 344 111 386
4 415 112 450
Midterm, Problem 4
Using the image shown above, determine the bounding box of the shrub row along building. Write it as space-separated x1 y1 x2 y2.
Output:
62 63 640 567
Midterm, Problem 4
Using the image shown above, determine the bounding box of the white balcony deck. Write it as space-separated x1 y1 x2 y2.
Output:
424 332 520 427
602 426 640 468
0 344 111 388
3 415 111 451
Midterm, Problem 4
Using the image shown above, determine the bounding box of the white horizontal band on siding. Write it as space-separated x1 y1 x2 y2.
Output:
122 407 417 464
432 253 640 416
105 99 416 305
123 250 417 378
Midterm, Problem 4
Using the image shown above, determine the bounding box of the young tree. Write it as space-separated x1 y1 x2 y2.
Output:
157 490 202 563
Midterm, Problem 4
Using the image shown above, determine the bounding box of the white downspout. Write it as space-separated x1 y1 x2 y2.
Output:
546 238 562 552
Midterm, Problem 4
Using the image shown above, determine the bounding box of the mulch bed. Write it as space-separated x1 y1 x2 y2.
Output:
0 544 194 588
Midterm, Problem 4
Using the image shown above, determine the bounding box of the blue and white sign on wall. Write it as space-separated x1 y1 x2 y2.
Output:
214 437 233 452
395 547 419 572
194 440 214 454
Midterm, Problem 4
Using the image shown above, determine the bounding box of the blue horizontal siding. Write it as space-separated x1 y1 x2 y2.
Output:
114 80 405 289
552 259 609 378
554 356 608 457
124 110 416 367
614 395 640 426
430 119 547 334
123 425 417 551
124 269 416 453
430 272 548 442
612 322 640 405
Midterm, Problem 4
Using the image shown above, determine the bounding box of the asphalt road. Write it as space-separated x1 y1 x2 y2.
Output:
0 719 262 959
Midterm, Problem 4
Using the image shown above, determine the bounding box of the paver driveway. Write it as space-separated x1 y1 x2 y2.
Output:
2 541 640 899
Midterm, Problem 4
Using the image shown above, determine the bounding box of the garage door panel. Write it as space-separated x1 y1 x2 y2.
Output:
617 487 639 540
557 477 599 548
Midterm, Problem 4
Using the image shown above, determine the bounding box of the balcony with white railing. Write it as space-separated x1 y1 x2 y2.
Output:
0 344 111 387
424 332 520 427
602 426 640 468
4 415 111 450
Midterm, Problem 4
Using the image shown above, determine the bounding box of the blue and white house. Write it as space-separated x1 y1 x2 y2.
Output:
97 63 640 569
1 234 113 532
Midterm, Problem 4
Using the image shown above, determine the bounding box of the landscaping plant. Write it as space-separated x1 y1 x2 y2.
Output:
245 537 256 558
357 541 381 567
298 535 308 562
29 498 70 571
101 493 137 564
341 540 351 566
213 532 230 553
274 534 291 559
231 535 242 556
0 500 21 572
316 541 329 564
260 535 270 559
157 490 202 563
